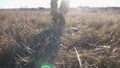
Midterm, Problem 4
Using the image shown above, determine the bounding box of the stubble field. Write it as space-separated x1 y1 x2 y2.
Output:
0 9 120 68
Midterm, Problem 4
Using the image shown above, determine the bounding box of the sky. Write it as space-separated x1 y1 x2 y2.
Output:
0 0 120 8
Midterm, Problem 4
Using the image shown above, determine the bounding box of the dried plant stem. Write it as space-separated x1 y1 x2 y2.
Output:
74 47 82 68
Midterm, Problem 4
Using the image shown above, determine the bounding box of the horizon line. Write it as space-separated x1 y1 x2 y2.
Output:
1 6 120 9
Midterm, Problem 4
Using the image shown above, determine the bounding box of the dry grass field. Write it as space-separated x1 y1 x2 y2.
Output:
0 8 120 68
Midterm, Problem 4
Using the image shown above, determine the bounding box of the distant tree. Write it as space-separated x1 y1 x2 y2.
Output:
38 7 45 10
